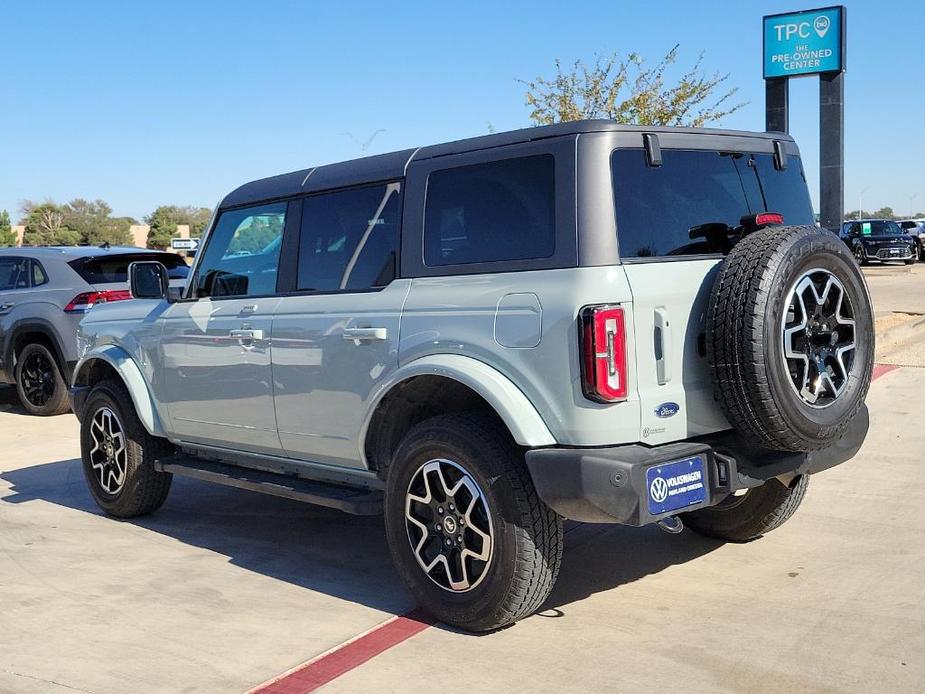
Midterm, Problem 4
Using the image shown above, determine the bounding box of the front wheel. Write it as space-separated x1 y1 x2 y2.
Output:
683 476 809 542
80 379 174 518
384 413 563 632
854 245 868 265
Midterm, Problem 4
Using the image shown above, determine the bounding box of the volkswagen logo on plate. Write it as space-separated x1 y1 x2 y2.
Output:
650 476 669 504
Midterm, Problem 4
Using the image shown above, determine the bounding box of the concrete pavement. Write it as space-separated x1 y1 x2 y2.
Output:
0 263 923 693
1 363 923 693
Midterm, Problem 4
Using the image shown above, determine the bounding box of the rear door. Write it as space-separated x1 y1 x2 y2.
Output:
613 144 815 445
271 182 407 469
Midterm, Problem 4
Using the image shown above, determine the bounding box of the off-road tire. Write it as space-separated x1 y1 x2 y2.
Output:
683 476 809 542
384 412 563 632
80 379 173 518
707 225 874 452
15 342 70 416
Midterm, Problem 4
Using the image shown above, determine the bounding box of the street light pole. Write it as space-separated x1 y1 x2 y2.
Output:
859 186 871 220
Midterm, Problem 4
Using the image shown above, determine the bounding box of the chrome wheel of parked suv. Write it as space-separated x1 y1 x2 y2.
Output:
385 413 562 632
14 343 69 416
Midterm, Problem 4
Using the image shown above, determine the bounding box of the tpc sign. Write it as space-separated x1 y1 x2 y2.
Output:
763 6 845 78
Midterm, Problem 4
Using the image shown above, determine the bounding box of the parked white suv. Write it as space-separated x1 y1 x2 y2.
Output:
69 121 874 631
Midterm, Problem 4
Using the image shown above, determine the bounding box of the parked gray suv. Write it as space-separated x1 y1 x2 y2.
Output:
0 246 189 415
70 121 874 631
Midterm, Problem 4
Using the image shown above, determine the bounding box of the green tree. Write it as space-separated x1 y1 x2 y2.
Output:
61 198 134 246
0 210 16 247
522 45 745 127
144 205 212 248
20 201 80 246
226 213 283 255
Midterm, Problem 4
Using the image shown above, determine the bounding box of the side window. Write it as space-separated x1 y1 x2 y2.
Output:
423 155 556 266
0 257 30 290
297 182 400 292
195 202 286 298
31 260 48 287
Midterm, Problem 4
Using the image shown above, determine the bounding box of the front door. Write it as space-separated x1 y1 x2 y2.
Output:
271 181 405 468
157 201 288 454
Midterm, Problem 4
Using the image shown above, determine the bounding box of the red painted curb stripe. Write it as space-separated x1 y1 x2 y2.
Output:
872 364 899 381
249 609 435 694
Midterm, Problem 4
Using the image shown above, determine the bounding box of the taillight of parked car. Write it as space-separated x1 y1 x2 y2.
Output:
64 290 133 313
579 305 627 402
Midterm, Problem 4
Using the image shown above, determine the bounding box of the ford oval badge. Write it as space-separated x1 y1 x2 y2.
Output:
655 402 680 419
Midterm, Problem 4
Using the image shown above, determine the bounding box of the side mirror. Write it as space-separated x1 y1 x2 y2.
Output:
129 261 170 300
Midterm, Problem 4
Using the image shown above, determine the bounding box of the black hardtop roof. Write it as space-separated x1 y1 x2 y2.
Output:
220 120 794 209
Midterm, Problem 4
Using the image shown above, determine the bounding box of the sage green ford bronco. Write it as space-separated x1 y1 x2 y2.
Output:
70 121 873 631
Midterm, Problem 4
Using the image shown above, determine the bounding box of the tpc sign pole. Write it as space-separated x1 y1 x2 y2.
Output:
763 6 846 231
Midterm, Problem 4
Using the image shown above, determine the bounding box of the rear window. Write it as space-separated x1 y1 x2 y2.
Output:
424 154 556 266
612 148 814 258
70 253 190 284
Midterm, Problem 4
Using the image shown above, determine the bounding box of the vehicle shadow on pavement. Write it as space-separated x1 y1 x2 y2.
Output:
540 523 723 617
1 458 722 628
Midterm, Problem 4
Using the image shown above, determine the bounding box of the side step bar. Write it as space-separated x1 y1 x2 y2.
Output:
155 455 384 515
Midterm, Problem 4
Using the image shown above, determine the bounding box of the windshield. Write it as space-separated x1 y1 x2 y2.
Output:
858 220 904 236
611 148 814 258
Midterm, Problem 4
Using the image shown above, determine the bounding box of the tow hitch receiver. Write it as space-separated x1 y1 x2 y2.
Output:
656 516 684 534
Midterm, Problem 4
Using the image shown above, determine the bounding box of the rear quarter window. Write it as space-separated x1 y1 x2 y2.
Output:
423 154 556 266
70 253 190 284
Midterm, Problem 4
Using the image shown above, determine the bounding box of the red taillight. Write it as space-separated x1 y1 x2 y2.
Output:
579 305 628 403
64 290 132 313
754 212 784 226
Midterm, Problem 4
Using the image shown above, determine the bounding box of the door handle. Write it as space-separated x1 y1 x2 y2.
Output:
654 307 672 385
342 327 388 342
229 329 264 341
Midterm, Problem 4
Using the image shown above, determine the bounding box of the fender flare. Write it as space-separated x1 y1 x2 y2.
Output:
72 345 167 437
362 353 557 452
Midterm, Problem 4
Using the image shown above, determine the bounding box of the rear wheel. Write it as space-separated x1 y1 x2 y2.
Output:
80 379 173 518
384 413 563 632
15 342 69 416
683 476 809 542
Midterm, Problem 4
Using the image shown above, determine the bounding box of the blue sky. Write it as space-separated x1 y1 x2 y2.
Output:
2 1 923 221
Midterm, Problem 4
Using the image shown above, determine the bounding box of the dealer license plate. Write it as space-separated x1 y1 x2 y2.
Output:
646 456 706 515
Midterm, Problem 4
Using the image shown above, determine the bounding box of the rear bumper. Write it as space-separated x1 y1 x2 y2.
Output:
525 404 868 525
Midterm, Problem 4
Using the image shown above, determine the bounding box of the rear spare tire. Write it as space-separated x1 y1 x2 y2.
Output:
707 225 874 453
